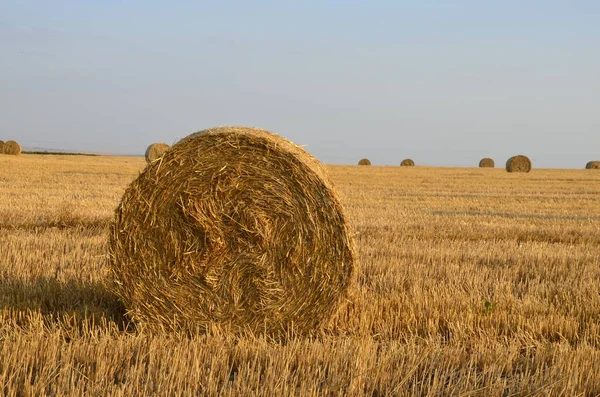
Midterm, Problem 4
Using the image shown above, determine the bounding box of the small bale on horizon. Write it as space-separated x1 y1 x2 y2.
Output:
400 159 415 167
145 143 170 163
358 158 371 166
479 158 495 168
506 155 532 173
110 126 356 336
0 140 4 154
586 161 600 169
3 140 21 155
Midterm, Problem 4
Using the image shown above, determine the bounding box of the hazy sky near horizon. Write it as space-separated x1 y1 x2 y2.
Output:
1 1 599 167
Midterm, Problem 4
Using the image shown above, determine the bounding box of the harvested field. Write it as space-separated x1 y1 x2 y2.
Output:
1 155 600 395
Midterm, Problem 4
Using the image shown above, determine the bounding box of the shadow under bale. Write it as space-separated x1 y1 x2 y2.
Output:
0 276 130 333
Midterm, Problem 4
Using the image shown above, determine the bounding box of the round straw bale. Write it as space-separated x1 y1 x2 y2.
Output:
400 159 415 167
586 161 600 169
479 158 495 168
506 155 531 173
145 143 170 163
358 158 371 166
0 140 4 154
109 126 356 335
3 140 21 155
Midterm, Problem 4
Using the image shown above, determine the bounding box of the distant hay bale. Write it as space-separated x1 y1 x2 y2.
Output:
3 140 21 155
506 155 532 173
0 140 4 154
586 161 600 169
145 143 170 163
479 158 495 168
109 126 356 335
358 158 371 166
400 159 415 167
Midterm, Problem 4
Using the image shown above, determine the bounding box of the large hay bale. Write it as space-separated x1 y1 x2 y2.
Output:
358 158 371 166
400 159 415 167
3 140 21 155
479 158 495 168
506 155 531 173
145 143 170 163
0 140 4 154
109 126 355 335
586 161 600 169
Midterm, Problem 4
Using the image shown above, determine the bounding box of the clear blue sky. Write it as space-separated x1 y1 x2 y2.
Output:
1 1 599 167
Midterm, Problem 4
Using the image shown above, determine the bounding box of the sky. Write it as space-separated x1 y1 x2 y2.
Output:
1 1 599 167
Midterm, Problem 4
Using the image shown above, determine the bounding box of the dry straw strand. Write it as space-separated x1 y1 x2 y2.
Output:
585 161 600 169
479 158 495 168
506 155 531 173
3 140 21 155
109 126 356 336
145 143 170 163
400 159 415 167
358 158 371 166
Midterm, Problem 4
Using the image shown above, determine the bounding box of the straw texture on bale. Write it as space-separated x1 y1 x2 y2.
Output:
0 140 4 154
400 159 415 167
3 140 21 155
358 158 371 166
586 161 600 169
109 126 355 335
506 155 531 173
479 158 495 168
145 143 170 163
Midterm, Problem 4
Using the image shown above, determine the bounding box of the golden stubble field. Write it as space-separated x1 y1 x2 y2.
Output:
1 154 600 396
